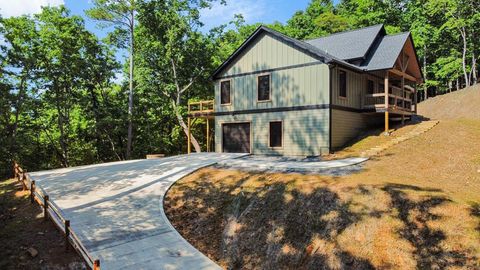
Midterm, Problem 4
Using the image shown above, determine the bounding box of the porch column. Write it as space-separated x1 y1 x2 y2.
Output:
384 72 389 134
414 83 418 114
401 74 405 125
206 118 210 152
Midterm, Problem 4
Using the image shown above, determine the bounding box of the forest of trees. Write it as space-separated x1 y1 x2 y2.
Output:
1 0 479 177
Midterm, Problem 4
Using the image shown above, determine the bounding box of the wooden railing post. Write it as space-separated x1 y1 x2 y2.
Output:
43 195 49 220
94 259 100 270
22 169 27 190
30 181 35 204
65 220 70 251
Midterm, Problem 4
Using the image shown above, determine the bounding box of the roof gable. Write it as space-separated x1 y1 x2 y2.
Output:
211 26 361 79
305 24 385 61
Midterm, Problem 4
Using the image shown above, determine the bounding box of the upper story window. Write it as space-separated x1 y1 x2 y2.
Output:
220 80 231 105
367 80 374 94
257 74 271 101
339 70 347 98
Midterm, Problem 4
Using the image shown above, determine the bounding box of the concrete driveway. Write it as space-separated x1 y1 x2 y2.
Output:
29 153 247 270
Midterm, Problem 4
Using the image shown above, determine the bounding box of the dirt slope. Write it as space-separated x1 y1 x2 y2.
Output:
165 85 480 270
418 84 480 120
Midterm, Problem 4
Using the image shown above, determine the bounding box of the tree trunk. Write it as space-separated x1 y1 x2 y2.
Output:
461 27 470 87
471 53 477 85
172 100 201 153
10 75 27 157
126 12 135 159
423 44 428 100
55 87 69 168
456 77 460 91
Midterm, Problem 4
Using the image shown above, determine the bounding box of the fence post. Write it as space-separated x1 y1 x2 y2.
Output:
22 169 27 190
94 259 100 270
30 181 35 204
43 195 49 220
65 220 70 251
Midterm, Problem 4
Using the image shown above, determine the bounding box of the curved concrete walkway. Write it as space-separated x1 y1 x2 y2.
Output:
29 153 247 270
216 155 368 173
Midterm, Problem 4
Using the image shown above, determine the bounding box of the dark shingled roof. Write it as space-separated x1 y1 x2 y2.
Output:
211 24 422 80
305 24 385 61
360 32 410 71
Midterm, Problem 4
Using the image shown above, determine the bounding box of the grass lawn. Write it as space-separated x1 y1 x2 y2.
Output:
0 178 84 270
165 119 480 269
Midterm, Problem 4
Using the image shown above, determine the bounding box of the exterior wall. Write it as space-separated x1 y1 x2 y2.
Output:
331 109 367 149
219 32 318 77
215 109 330 156
213 31 331 156
330 67 385 109
214 32 330 113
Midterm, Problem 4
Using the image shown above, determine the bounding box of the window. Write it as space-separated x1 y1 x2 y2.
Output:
220 80 231 105
379 83 385 93
339 70 347 98
269 121 282 148
257 74 271 101
367 80 374 94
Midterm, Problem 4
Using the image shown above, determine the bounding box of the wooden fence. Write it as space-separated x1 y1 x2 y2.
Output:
13 162 101 270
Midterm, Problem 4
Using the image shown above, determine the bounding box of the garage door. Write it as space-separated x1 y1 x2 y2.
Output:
222 123 251 153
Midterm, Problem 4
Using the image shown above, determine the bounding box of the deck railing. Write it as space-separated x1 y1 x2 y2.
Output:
188 100 214 114
13 162 101 270
363 85 414 113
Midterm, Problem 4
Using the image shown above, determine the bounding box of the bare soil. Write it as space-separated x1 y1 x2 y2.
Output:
165 116 480 268
0 178 85 270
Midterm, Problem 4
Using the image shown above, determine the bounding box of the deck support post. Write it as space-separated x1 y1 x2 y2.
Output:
43 195 49 220
206 118 210 152
187 117 191 154
384 72 390 135
65 220 70 251
30 181 35 204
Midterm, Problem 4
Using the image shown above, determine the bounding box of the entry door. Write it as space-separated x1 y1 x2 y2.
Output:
222 123 251 153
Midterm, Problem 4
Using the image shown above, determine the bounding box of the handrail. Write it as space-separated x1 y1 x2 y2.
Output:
188 100 215 114
12 162 101 270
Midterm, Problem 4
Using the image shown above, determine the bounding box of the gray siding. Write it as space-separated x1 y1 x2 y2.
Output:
214 32 330 113
330 67 385 109
215 109 330 156
331 109 367 149
219 32 318 77
215 64 329 112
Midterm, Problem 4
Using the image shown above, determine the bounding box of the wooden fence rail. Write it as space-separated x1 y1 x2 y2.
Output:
12 162 101 270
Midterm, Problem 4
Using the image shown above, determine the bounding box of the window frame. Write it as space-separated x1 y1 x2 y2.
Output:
257 73 272 102
219 79 232 106
338 69 347 99
268 120 283 149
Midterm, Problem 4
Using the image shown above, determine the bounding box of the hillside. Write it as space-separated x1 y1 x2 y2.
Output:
165 86 480 269
418 84 480 120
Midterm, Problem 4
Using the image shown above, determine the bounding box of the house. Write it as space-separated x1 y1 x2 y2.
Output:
187 24 423 156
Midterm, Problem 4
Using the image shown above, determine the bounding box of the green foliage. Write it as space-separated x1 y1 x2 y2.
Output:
0 0 478 177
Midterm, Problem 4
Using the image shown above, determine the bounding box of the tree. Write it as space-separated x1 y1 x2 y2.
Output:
136 0 220 153
0 16 39 163
87 0 137 159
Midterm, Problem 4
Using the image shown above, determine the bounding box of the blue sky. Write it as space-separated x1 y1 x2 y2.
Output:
0 0 313 38
0 0 314 77
0 0 313 64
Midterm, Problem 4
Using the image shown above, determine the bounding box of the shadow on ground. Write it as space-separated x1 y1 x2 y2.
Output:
165 172 479 270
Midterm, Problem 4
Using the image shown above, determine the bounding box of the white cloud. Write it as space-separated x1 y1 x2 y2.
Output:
200 0 267 30
0 0 64 18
